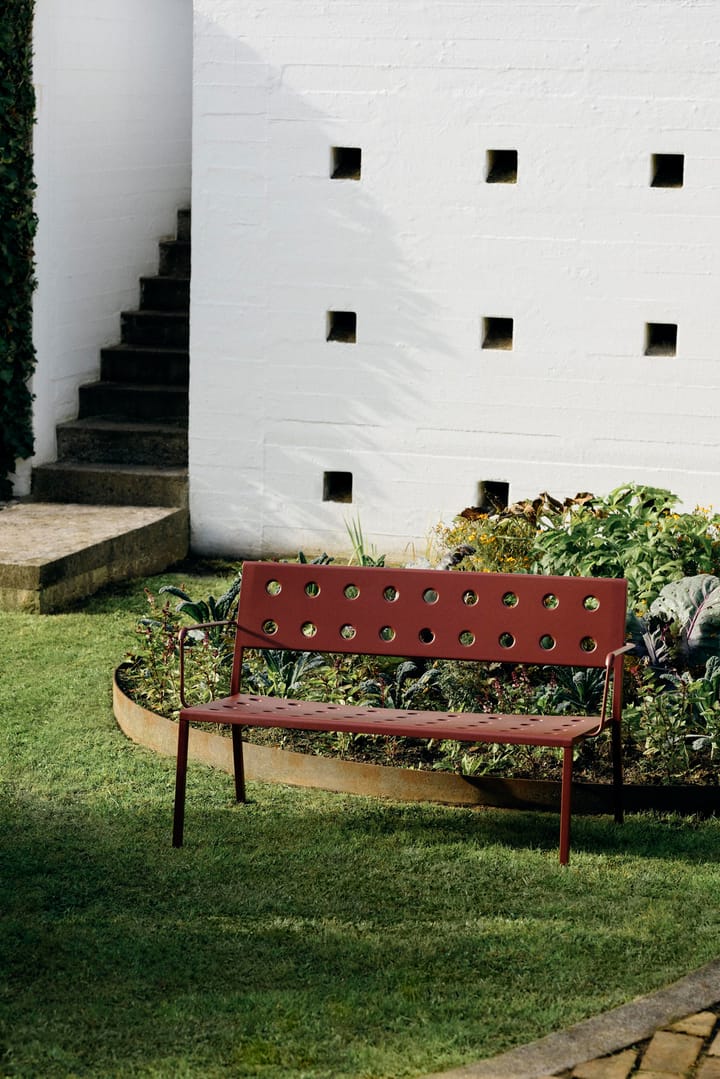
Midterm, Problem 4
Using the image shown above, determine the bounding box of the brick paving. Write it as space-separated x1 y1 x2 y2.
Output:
420 962 720 1079
550 1007 720 1079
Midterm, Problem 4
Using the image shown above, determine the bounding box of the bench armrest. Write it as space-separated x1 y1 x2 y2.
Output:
605 643 637 663
589 642 636 737
178 620 235 709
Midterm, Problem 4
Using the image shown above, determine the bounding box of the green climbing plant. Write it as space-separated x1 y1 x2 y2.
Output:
0 0 37 498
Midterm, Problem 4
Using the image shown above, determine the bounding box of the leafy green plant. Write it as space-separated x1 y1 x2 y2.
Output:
0 1 37 496
627 574 720 679
435 659 497 713
359 659 441 710
163 574 243 704
625 697 691 782
123 576 243 715
160 572 241 625
532 484 720 611
244 648 327 697
620 651 720 781
432 738 531 777
124 591 183 714
535 666 607 716
685 656 720 760
297 551 334 565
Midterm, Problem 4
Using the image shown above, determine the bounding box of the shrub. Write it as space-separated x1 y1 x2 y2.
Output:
532 484 720 612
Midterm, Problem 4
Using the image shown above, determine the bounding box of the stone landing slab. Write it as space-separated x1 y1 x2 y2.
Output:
0 502 188 613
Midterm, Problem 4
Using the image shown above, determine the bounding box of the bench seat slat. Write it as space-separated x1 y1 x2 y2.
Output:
180 694 602 748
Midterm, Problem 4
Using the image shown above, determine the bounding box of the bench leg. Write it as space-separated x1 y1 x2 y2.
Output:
232 725 246 803
173 717 190 848
559 747 574 865
611 720 624 825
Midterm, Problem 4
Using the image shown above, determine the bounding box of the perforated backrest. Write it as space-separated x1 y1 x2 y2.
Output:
232 562 627 690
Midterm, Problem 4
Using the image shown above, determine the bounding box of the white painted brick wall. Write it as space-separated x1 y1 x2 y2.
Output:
190 0 720 560
24 0 192 488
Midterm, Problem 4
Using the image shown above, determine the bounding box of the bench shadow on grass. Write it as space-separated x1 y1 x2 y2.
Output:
299 795 720 864
2 788 719 1076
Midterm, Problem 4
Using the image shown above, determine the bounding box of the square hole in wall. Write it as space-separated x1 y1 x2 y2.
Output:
486 149 518 183
645 322 677 356
651 153 684 188
323 471 353 503
476 480 510 513
327 310 357 343
482 317 514 350
331 147 362 179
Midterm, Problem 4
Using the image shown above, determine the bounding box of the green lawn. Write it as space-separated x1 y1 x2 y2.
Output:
2 568 720 1078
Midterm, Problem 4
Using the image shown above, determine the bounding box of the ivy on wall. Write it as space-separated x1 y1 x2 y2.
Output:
0 0 37 499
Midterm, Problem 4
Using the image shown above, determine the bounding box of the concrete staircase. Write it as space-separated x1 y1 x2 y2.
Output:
32 208 190 508
0 209 192 613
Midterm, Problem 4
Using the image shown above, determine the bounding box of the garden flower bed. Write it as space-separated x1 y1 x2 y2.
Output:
119 486 720 795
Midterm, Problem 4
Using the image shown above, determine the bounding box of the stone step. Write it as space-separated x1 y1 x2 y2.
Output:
121 309 189 349
176 208 191 242
0 501 188 613
31 462 188 507
158 239 191 277
78 382 188 422
100 345 189 386
56 418 187 467
139 275 190 312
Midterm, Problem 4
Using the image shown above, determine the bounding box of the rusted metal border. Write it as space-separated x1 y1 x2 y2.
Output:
113 668 719 816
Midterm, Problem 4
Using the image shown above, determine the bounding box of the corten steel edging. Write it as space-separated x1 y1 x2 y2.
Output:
113 669 719 816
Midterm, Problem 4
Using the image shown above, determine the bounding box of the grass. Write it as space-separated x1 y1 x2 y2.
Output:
1 566 720 1078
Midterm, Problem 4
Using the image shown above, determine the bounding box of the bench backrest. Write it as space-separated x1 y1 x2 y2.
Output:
231 562 627 692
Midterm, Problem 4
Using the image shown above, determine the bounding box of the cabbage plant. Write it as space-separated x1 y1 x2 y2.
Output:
629 574 720 669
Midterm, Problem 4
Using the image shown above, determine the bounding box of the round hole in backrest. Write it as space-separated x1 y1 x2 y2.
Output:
462 590 478 606
379 626 396 642
583 596 600 611
340 624 356 640
265 580 281 596
580 636 597 653
539 634 555 651
542 593 559 609
262 619 278 635
423 588 439 604
502 591 518 607
305 581 320 597
301 622 317 638
419 627 435 644
459 630 475 647
383 585 399 602
499 632 515 649
344 583 359 600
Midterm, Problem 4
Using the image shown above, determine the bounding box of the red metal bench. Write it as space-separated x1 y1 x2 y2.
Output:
173 561 632 862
